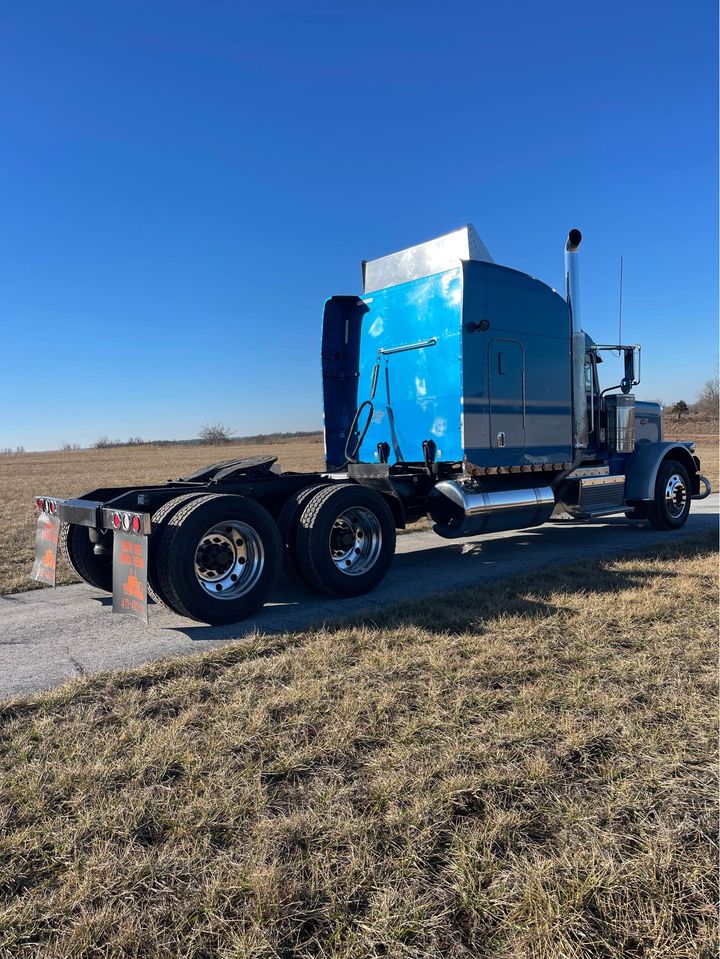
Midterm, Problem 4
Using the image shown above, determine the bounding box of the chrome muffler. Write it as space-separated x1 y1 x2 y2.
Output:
429 480 556 539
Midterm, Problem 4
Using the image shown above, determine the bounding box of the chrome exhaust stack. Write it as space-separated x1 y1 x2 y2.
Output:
565 229 588 450
565 228 582 333
429 480 556 539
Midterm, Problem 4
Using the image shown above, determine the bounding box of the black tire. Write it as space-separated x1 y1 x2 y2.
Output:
155 494 282 624
147 492 209 611
647 460 692 530
60 523 113 592
277 484 329 584
295 484 396 597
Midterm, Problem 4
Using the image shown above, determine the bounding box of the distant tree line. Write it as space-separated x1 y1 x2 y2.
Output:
21 427 323 452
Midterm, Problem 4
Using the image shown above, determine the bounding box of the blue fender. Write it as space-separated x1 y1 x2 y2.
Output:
624 442 699 502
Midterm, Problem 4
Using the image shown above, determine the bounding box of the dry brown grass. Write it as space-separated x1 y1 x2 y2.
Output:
0 436 325 595
0 534 717 958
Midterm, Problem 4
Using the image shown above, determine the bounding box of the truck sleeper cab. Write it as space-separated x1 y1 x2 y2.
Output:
31 225 711 624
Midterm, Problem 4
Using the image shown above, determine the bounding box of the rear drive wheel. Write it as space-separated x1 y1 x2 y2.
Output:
295 484 396 597
277 484 329 584
61 523 113 592
647 460 691 530
155 494 282 624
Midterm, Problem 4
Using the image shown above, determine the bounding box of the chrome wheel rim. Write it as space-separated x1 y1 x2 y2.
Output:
664 474 687 519
329 507 382 576
193 521 264 599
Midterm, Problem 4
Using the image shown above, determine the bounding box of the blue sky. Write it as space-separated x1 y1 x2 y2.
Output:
1 1 717 451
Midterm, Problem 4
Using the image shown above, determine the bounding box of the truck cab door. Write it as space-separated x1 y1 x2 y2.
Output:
489 338 526 453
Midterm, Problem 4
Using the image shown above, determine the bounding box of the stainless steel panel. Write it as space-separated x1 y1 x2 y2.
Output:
59 498 104 528
363 224 493 294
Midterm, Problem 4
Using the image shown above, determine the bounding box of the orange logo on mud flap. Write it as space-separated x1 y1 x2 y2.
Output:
42 548 56 569
123 573 144 601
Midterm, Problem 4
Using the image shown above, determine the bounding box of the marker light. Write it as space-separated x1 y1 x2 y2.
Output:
112 513 121 530
131 515 141 534
121 513 131 532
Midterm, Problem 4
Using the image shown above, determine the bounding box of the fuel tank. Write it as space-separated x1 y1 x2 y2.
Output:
428 479 556 539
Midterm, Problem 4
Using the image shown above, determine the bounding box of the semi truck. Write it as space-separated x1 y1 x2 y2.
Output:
31 226 712 624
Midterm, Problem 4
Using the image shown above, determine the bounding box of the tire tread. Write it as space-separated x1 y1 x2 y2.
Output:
277 484 329 583
60 523 113 592
155 494 281 623
148 492 208 610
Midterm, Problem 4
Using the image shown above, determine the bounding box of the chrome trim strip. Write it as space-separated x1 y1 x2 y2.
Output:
567 466 610 479
579 475 625 489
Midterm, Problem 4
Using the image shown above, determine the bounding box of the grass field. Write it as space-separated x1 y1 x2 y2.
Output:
1 419 717 597
0 535 716 958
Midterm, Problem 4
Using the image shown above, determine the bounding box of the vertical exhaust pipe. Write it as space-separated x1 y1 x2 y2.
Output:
565 229 582 333
565 229 588 450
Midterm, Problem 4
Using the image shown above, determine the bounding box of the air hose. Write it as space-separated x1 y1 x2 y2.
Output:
343 361 380 464
343 338 437 465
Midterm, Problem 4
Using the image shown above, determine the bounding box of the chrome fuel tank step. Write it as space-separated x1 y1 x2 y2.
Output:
557 473 627 518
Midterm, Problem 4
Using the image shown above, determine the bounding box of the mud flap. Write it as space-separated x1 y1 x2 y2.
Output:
112 532 149 623
31 512 61 586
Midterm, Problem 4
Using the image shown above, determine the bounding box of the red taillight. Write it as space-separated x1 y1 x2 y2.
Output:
36 497 44 510
48 500 56 514
112 512 121 529
131 515 141 534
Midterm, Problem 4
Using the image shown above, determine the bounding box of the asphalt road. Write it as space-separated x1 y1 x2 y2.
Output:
1 495 717 700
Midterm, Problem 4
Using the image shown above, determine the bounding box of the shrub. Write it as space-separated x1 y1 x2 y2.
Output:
199 423 233 445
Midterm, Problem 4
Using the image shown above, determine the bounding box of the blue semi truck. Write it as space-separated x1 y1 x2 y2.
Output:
31 226 711 623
